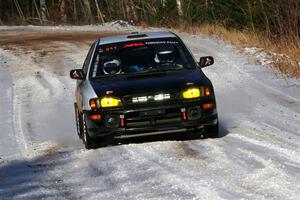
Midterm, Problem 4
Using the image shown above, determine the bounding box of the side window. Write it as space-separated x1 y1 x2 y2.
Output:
82 42 96 75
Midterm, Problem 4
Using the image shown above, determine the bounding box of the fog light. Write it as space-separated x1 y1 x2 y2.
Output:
107 117 115 125
203 103 214 110
187 106 201 120
105 115 119 127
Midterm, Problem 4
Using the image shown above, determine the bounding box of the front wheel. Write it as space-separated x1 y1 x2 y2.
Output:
82 115 98 149
74 104 83 139
205 122 219 138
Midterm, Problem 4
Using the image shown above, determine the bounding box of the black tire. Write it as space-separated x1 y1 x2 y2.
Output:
74 104 83 139
205 122 219 138
82 115 98 149
97 136 113 148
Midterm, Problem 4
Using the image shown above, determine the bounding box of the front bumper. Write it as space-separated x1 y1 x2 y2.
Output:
84 99 218 138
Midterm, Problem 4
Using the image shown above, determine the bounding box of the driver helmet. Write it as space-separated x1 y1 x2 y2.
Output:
154 45 175 64
101 56 122 75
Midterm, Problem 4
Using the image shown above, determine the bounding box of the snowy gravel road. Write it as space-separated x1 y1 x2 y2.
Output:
0 25 299 199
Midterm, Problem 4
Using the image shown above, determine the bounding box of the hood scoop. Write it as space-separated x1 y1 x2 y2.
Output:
125 72 166 80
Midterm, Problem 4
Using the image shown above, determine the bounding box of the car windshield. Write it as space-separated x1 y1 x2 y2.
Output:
90 38 197 78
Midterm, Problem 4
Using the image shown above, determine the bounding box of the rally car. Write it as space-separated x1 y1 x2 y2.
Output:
70 31 218 149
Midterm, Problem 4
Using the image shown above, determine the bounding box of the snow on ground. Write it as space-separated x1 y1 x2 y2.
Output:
0 20 138 33
0 23 299 199
244 47 300 69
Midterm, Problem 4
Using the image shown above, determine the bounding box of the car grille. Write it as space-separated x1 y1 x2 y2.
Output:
125 107 182 128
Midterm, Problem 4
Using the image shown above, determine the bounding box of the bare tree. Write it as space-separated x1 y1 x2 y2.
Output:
94 0 105 23
130 0 138 22
73 0 78 23
13 0 25 21
176 0 183 17
246 0 255 32
40 0 47 21
259 0 271 36
58 0 67 23
81 0 93 22
33 0 42 23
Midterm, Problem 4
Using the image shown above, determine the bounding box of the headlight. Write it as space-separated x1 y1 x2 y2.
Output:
182 88 201 99
182 87 212 99
100 97 122 108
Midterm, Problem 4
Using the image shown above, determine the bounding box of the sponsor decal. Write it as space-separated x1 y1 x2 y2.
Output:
123 42 145 48
145 41 179 45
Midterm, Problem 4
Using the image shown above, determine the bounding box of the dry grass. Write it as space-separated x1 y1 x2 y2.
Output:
178 24 300 78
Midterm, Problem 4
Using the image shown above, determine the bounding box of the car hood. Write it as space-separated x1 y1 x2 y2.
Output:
90 70 211 97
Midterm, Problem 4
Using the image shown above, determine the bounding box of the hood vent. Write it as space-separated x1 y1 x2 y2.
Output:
125 72 166 80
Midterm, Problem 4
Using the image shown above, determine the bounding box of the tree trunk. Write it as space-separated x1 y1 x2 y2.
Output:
94 0 105 23
58 0 67 23
124 0 131 21
14 0 25 21
259 0 271 36
25 0 30 18
176 0 183 17
33 0 42 23
73 0 78 23
39 0 47 22
121 0 127 20
246 0 255 32
130 0 138 22
81 0 93 22
105 0 112 20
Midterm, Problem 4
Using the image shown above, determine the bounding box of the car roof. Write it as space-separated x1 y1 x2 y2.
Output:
98 31 178 45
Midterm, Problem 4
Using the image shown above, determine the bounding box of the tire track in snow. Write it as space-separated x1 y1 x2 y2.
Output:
125 143 223 199
0 51 26 157
229 132 300 166
3 49 68 157
4 51 32 156
187 138 298 199
11 84 30 155
236 148 299 200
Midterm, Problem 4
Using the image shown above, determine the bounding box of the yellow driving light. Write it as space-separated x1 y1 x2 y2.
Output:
182 88 201 99
100 97 122 108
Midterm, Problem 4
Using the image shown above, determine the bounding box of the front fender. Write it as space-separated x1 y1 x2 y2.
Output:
82 79 98 111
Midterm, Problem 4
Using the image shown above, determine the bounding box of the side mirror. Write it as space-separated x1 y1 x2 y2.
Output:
199 56 214 68
70 69 84 80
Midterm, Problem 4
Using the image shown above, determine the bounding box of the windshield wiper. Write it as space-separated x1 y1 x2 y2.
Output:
139 66 183 73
